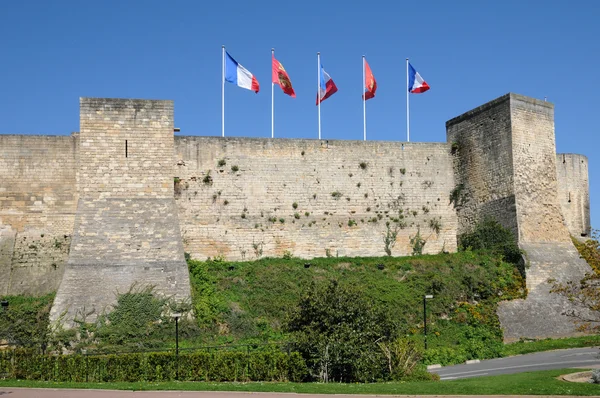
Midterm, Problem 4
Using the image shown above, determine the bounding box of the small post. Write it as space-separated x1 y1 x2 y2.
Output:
423 295 433 350
172 313 181 381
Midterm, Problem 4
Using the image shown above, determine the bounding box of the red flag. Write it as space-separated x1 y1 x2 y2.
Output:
363 59 377 100
272 55 296 98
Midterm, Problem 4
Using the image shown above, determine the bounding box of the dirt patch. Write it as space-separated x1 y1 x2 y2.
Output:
560 370 593 383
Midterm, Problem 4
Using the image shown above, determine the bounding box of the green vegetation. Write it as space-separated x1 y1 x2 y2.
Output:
231 165 239 172
0 294 54 348
502 335 600 356
8 220 599 383
0 349 305 382
217 159 226 167
459 217 523 274
1 369 598 395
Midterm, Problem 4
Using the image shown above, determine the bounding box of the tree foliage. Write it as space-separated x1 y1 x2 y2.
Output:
459 218 523 270
285 279 417 382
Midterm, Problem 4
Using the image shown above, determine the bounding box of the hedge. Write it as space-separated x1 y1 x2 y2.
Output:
0 349 307 382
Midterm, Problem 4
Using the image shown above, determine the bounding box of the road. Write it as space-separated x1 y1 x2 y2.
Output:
430 347 600 380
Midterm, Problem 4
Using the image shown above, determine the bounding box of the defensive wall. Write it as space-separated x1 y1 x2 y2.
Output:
0 93 592 338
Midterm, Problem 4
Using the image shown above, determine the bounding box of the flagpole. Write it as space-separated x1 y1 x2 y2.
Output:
363 55 366 141
317 52 321 140
406 57 410 142
271 48 275 139
222 45 225 138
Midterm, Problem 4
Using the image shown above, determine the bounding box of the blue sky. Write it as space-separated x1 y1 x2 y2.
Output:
1 0 598 230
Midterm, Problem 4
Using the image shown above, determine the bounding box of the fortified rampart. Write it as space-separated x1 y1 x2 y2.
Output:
0 93 593 339
173 138 457 260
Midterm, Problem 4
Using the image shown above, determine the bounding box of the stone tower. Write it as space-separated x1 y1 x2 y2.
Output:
50 98 191 326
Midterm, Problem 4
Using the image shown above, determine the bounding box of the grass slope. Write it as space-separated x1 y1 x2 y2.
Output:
189 251 525 363
1 368 598 395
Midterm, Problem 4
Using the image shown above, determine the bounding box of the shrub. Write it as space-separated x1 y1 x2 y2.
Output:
292 202 298 209
359 161 368 170
459 217 523 268
0 348 307 382
231 165 239 172
217 159 226 167
285 279 397 382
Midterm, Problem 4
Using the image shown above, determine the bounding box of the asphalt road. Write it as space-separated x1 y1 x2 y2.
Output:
430 347 600 380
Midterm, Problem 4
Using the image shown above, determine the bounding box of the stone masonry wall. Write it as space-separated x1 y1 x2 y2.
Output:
446 94 518 237
50 98 191 326
0 135 77 295
510 96 571 243
556 153 591 238
173 137 458 260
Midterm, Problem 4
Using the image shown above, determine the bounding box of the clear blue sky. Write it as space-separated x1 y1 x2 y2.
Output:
1 0 598 230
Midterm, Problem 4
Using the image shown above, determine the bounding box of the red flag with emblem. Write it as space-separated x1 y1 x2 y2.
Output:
363 59 377 100
272 55 296 98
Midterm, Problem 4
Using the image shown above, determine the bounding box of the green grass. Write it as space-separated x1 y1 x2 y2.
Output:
0 369 598 395
502 335 600 356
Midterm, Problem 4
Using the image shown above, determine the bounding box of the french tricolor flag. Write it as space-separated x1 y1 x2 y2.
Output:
408 62 430 94
316 63 338 105
225 51 259 93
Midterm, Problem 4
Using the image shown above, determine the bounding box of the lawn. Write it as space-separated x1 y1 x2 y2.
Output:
1 368 598 395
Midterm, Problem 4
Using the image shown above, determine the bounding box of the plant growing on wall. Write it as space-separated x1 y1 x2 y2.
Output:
252 240 264 259
449 183 467 208
217 159 226 167
203 171 213 185
292 202 298 209
429 217 442 235
383 223 399 256
231 165 239 172
359 161 368 170
410 228 426 256
331 191 342 200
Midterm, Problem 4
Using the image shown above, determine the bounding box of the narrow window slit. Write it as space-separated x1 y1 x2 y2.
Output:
125 140 128 158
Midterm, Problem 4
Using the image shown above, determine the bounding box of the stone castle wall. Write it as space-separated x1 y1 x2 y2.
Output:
446 94 519 238
0 93 593 339
556 154 591 238
173 138 458 260
0 135 78 295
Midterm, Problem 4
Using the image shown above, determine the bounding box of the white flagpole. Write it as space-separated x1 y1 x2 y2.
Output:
271 48 275 139
318 52 321 140
222 45 225 138
363 55 366 141
406 57 410 142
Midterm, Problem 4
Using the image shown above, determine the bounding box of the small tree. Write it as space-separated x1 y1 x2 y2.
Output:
285 279 397 382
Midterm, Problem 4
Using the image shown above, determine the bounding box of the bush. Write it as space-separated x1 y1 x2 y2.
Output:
459 218 523 272
285 279 397 382
0 348 306 382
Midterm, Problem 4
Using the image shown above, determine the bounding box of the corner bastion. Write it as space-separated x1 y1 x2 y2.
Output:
0 93 592 338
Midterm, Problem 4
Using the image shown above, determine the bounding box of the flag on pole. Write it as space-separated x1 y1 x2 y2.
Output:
408 63 430 93
225 51 260 93
316 64 338 105
363 59 377 100
272 55 295 97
